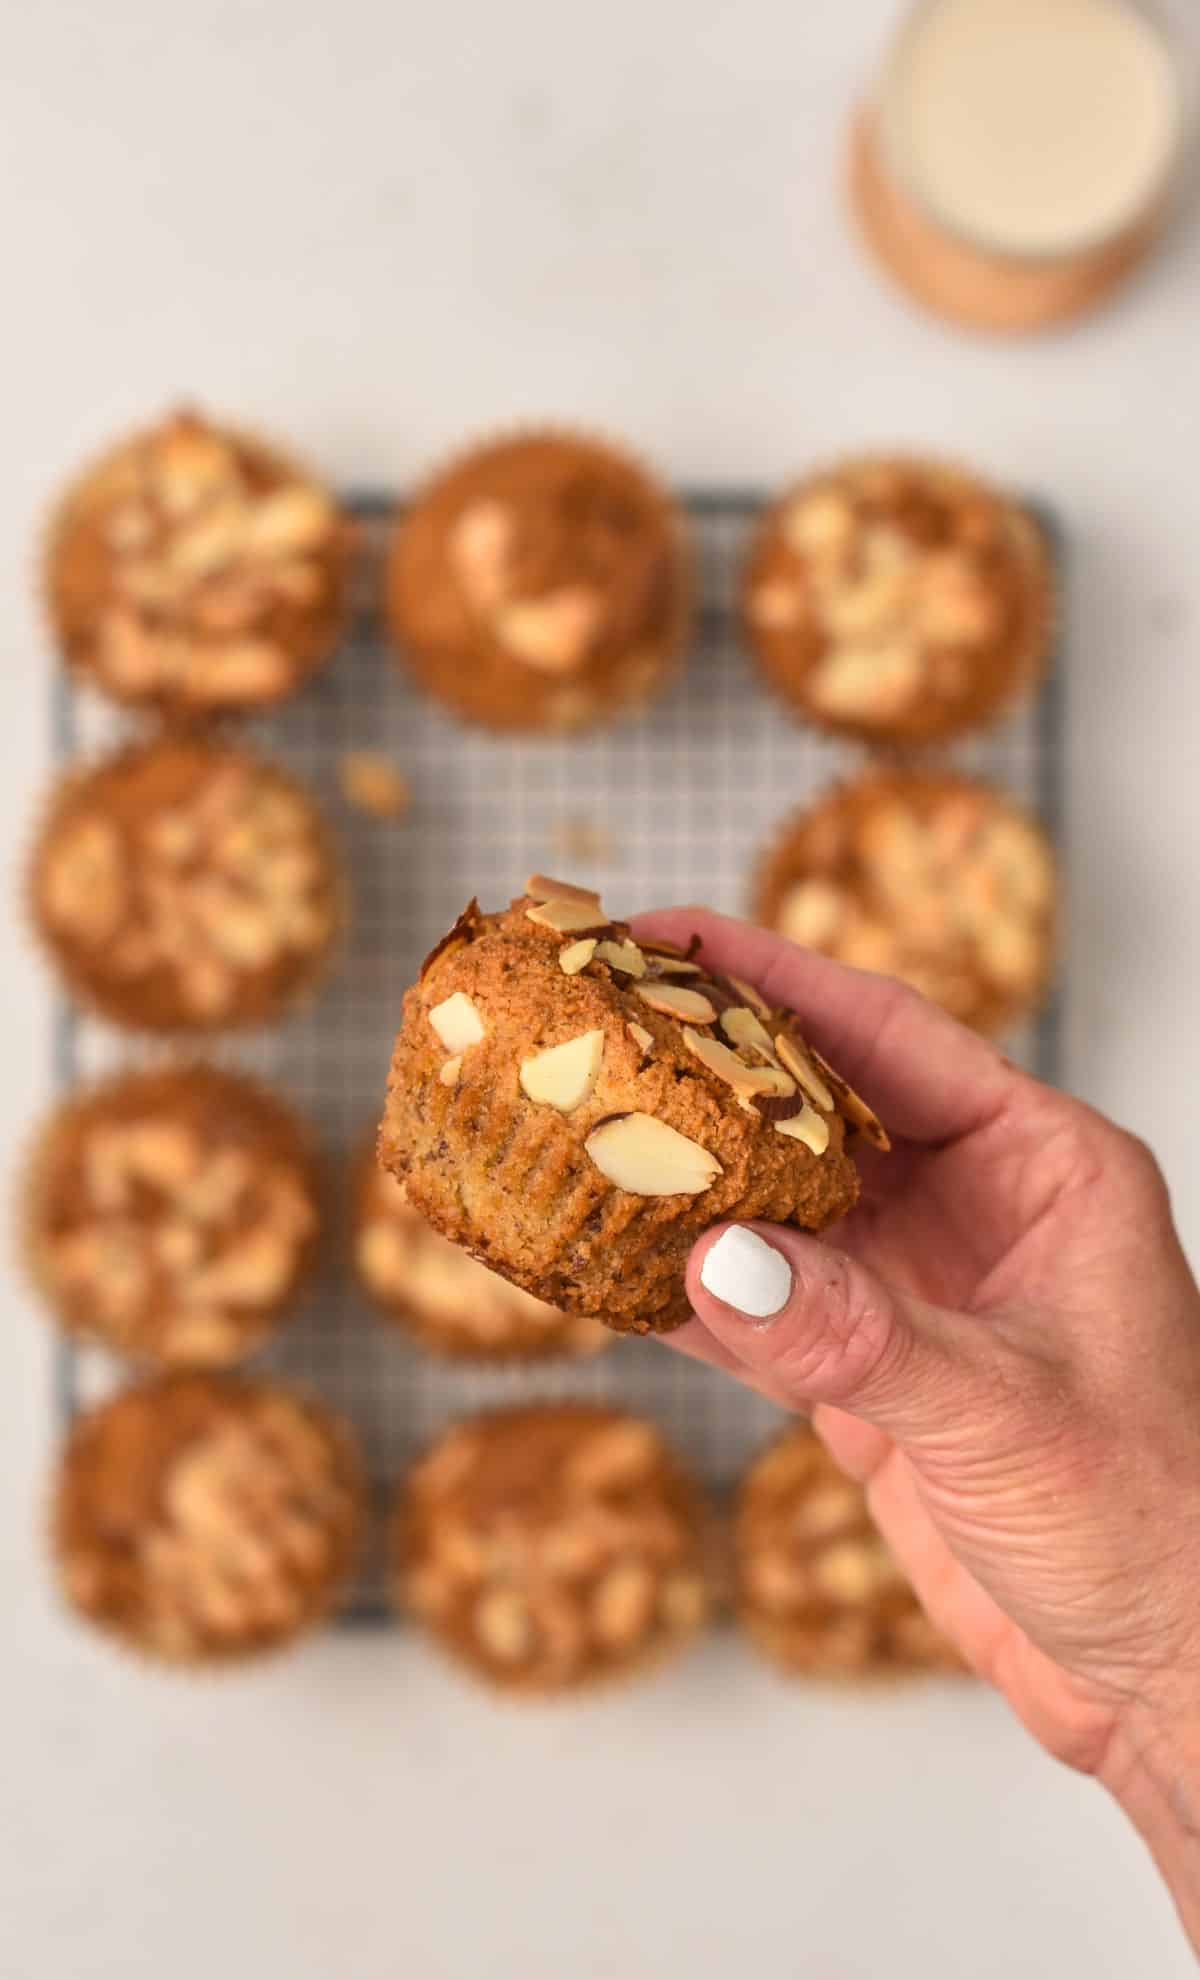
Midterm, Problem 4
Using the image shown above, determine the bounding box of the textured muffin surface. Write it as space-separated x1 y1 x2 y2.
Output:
735 1425 964 1679
378 878 883 1334
354 1157 608 1360
26 1066 320 1367
386 432 689 733
743 456 1050 744
396 1404 710 1692
45 408 351 716
756 770 1057 1034
31 738 340 1031
53 1374 364 1663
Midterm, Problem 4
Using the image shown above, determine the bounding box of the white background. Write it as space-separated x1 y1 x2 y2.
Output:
3 2 1199 1974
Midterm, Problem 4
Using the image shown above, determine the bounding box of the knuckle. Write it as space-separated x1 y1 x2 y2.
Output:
767 1250 901 1404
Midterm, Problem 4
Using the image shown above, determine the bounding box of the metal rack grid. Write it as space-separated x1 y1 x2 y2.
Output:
51 489 1065 1619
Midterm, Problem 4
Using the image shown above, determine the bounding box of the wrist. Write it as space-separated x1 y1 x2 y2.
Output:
1103 1696 1200 1951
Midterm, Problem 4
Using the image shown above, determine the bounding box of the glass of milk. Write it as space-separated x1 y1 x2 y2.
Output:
855 0 1190 329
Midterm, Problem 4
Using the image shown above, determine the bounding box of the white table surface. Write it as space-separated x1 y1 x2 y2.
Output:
4 2 1199 1974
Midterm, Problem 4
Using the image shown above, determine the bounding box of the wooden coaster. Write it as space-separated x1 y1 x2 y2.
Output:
847 110 1161 335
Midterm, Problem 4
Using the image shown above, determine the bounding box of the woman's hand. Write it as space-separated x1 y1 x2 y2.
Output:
633 907 1200 1951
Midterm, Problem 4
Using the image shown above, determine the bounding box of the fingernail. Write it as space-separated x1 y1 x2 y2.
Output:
699 1226 792 1319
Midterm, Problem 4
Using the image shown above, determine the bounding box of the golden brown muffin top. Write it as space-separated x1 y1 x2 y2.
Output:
379 878 885 1332
735 1425 964 1679
397 1404 710 1692
46 409 352 716
354 1159 608 1361
54 1375 364 1664
27 1066 320 1367
755 771 1056 1034
31 739 341 1031
387 433 689 732
743 456 1049 744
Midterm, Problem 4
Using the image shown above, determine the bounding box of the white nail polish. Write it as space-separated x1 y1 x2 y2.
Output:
699 1226 792 1318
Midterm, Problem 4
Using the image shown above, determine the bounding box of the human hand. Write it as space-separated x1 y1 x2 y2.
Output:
633 907 1200 1949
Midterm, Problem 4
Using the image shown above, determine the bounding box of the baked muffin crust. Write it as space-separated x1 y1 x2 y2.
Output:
379 877 885 1334
755 770 1056 1034
743 456 1050 744
395 1404 710 1693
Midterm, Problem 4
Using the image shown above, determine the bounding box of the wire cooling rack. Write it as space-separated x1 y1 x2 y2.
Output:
51 490 1065 1619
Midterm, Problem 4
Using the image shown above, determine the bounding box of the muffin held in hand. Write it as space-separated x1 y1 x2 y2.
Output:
25 1066 320 1368
742 456 1051 744
385 431 690 733
394 1404 710 1694
29 737 341 1030
353 1155 609 1361
378 877 885 1336
44 408 352 717
734 1425 964 1680
755 770 1057 1034
52 1374 365 1665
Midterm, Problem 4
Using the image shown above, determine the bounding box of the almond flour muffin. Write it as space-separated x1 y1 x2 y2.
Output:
25 1066 321 1367
734 1424 964 1680
353 1155 609 1361
755 771 1057 1034
52 1374 365 1665
29 738 341 1030
394 1404 711 1694
378 876 886 1336
44 408 352 718
742 456 1051 744
385 431 690 733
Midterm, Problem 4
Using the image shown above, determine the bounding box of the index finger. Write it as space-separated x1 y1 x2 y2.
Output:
630 906 1015 1145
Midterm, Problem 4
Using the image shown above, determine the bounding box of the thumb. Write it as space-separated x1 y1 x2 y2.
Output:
687 1222 976 1445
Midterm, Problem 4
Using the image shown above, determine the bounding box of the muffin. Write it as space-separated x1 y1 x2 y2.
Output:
394 1404 710 1694
754 770 1056 1034
25 1065 321 1367
734 1424 964 1679
353 1154 609 1361
378 876 886 1336
29 737 341 1030
742 456 1051 744
44 407 352 718
385 431 690 733
52 1374 365 1665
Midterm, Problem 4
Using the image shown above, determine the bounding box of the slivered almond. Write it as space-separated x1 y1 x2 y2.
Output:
526 898 609 935
635 982 717 1023
627 1022 653 1055
558 938 597 975
682 1027 785 1096
773 1105 831 1156
519 1030 604 1112
526 873 602 908
439 1056 463 1087
724 973 772 1019
647 955 703 977
584 1113 721 1196
810 1049 890 1150
720 1006 779 1062
775 1032 834 1111
594 938 646 978
428 991 486 1054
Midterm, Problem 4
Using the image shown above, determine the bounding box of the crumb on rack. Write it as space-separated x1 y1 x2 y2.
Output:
338 753 411 821
551 816 615 866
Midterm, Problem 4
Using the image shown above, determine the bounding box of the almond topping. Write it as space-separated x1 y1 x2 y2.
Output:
627 1022 654 1055
558 938 598 975
774 1032 835 1112
647 956 703 977
428 991 486 1054
439 1056 463 1087
723 973 772 1019
720 1005 779 1062
526 898 609 935
526 874 603 908
594 938 646 978
519 1030 605 1113
635 982 717 1024
584 1113 721 1197
681 1027 785 1097
810 1049 890 1151
773 1105 831 1157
